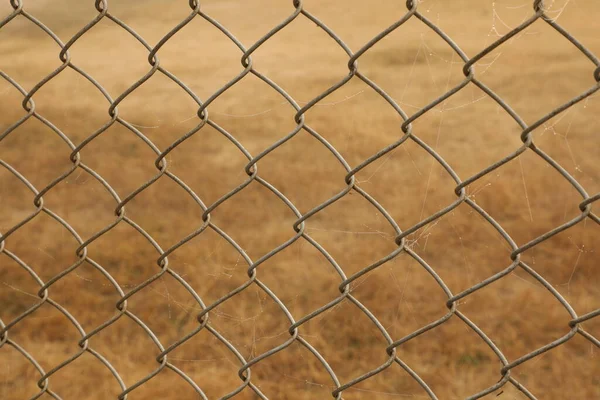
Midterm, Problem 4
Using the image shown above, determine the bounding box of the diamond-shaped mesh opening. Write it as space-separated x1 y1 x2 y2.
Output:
0 165 37 230
471 149 586 244
165 327 250 399
2 211 80 281
0 117 74 189
303 78 404 167
250 14 352 102
0 14 63 86
167 123 250 207
125 366 203 400
110 72 201 150
82 221 164 289
516 222 600 312
0 79 29 127
65 16 154 97
459 273 574 361
88 314 166 390
43 350 124 399
338 361 438 400
0 342 47 400
125 176 205 248
211 285 292 350
411 202 514 294
472 18 597 123
250 239 343 322
407 87 524 179
206 180 299 261
102 1 192 46
300 0 411 50
247 339 337 399
0 252 41 323
26 66 113 145
123 274 203 345
48 259 123 331
395 315 505 399
40 169 117 239
358 17 466 108
301 192 397 277
76 122 160 196
353 138 460 231
348 251 451 340
12 0 98 40
165 227 251 304
207 73 300 155
526 94 600 195
6 300 84 370
508 333 600 399
299 298 392 385
156 13 248 100
252 127 349 213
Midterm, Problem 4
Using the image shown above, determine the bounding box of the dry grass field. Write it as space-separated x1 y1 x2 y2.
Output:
0 0 599 399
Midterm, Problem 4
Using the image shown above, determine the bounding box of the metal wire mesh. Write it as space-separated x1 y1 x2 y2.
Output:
0 0 598 399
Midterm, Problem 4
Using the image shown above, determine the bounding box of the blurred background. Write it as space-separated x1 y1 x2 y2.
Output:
0 0 599 399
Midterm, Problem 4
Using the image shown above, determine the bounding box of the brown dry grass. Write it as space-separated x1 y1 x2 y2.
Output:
0 0 599 399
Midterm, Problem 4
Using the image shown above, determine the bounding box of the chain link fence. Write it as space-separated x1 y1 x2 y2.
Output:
0 0 599 399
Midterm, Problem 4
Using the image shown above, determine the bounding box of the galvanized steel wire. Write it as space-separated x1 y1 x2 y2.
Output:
0 0 599 399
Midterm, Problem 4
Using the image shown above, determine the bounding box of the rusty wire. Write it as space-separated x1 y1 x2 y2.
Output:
0 0 599 399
